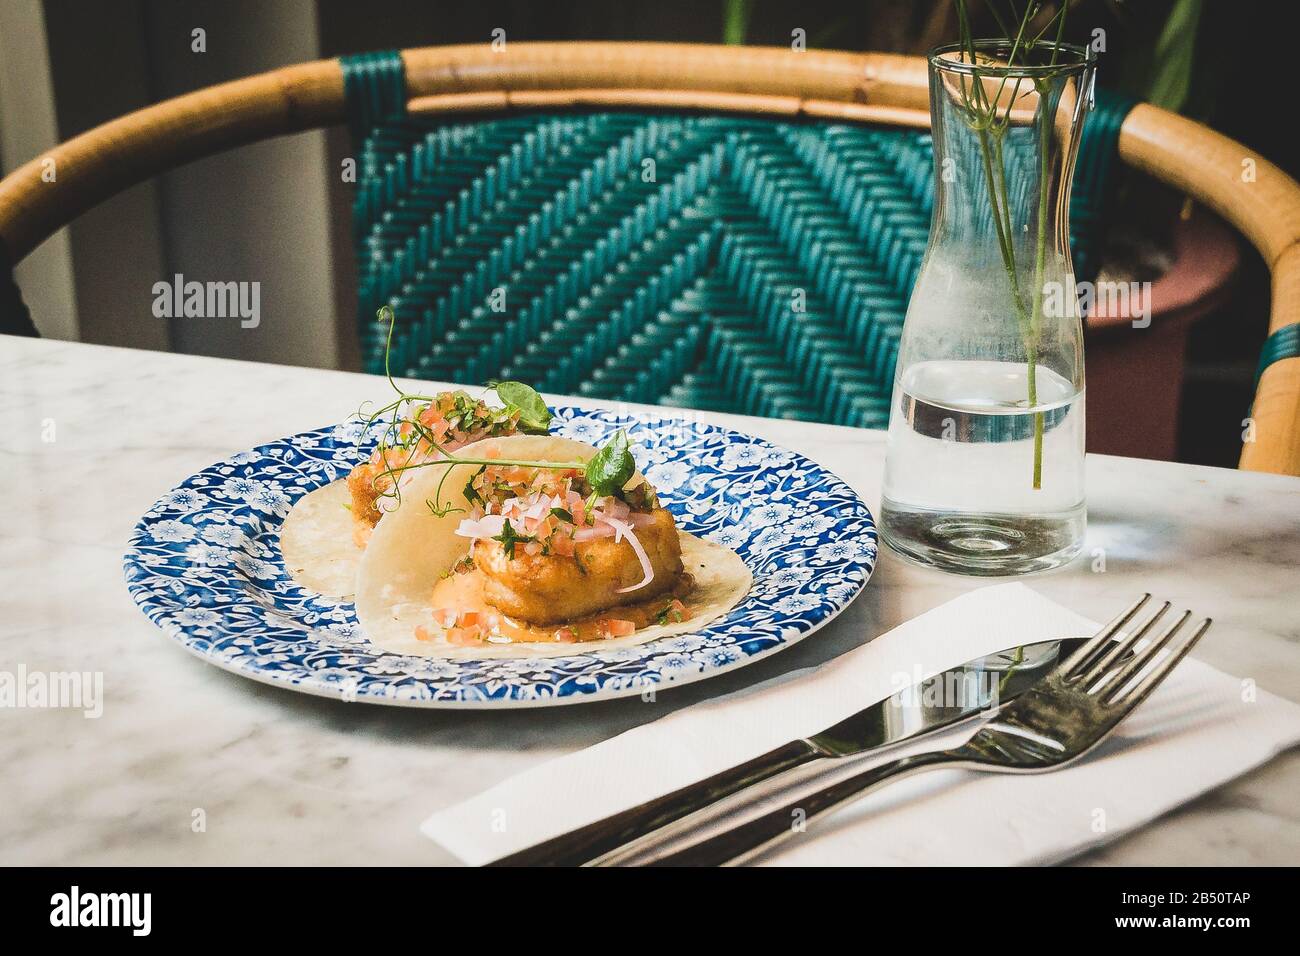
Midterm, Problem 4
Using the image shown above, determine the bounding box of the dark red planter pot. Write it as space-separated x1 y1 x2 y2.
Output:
1084 213 1240 461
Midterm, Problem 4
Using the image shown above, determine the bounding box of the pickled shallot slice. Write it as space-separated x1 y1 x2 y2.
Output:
603 517 654 593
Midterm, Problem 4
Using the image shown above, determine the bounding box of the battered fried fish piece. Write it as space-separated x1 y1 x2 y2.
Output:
474 507 684 625
346 460 388 529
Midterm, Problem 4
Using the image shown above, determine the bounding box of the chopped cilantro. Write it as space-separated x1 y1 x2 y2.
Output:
492 518 536 559
464 465 487 507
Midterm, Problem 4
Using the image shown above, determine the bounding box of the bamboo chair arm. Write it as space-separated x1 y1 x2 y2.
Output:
1244 244 1300 473
0 44 928 261
1117 103 1300 473
0 60 344 262
0 42 1296 473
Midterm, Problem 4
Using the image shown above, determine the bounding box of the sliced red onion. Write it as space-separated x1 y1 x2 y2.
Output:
455 514 507 540
604 517 654 593
573 524 616 542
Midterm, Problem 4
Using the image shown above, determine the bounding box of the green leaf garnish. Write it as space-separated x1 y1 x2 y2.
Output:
464 465 486 508
491 518 536 559
585 429 635 498
492 380 552 434
655 599 685 625
549 507 574 523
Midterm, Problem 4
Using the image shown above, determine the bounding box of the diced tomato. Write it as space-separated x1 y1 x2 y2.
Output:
446 626 482 646
432 608 458 627
604 619 636 638
553 627 578 643
458 610 480 628
414 625 434 642
550 533 575 557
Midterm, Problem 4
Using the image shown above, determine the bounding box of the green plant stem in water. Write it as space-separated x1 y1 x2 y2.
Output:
1028 77 1054 491
953 0 1067 491
973 121 1043 490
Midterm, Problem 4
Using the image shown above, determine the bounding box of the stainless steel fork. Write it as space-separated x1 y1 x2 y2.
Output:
608 594 1212 867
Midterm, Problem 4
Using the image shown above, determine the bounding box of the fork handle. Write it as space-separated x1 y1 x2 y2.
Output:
632 748 965 867
487 739 818 867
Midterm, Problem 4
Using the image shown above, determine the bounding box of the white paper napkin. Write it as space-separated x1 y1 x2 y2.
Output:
423 583 1300 865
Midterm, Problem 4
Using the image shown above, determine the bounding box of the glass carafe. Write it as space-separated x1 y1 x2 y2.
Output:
880 40 1095 575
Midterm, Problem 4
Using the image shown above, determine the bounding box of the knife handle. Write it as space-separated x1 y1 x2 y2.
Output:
640 748 962 866
486 739 819 866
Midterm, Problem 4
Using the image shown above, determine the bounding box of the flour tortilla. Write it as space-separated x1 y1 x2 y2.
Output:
280 480 361 598
280 436 606 597
352 434 752 659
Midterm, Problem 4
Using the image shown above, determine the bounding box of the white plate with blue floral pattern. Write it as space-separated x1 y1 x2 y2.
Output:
123 407 876 708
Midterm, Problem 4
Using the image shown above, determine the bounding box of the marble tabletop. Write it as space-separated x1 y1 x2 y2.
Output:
1 333 1297 866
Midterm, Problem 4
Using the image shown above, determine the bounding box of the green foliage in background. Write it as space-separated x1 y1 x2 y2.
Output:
1144 0 1202 112
723 0 751 45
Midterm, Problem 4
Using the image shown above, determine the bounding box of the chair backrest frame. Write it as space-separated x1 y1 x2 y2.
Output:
2 42 1296 473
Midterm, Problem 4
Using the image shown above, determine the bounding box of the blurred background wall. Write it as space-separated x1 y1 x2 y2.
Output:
0 0 1293 467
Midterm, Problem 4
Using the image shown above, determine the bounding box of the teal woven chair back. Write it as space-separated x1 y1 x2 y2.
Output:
344 51 1133 428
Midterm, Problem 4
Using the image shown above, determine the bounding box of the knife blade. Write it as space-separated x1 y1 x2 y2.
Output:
488 636 1079 866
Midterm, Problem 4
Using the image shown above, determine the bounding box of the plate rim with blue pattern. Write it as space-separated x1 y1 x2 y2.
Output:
123 406 877 708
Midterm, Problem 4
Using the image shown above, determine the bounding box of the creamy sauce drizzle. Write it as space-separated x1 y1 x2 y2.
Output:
425 569 694 645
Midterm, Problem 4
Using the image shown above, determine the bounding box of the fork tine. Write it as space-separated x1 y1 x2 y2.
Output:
1103 616 1212 707
1076 601 1171 687
1059 594 1150 679
1091 608 1190 697
1060 598 1154 681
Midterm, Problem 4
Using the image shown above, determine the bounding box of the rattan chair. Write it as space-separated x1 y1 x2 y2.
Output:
1 43 1297 473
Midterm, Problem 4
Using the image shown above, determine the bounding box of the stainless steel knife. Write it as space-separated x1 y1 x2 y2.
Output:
488 636 1079 866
